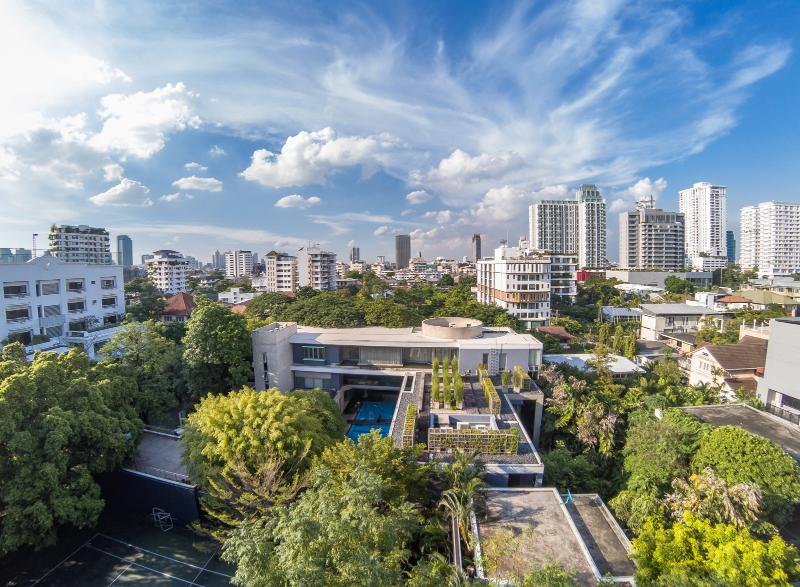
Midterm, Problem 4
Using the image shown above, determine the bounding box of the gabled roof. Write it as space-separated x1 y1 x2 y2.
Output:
535 325 576 341
717 295 750 304
698 337 768 371
735 290 796 306
163 292 196 317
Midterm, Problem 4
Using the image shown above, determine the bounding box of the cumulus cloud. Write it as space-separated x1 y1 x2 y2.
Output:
373 226 390 237
609 177 668 212
172 175 222 192
89 82 200 158
406 190 430 205
274 194 321 209
159 192 194 202
241 127 401 188
422 210 454 224
209 145 226 157
103 162 124 182
411 149 526 198
184 161 207 172
89 178 152 207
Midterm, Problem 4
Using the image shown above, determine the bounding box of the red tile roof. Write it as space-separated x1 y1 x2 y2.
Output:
717 295 751 304
535 326 577 341
163 292 196 317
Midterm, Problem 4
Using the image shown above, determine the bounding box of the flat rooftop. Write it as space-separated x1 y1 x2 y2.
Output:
544 353 642 375
640 303 718 316
290 325 542 349
682 404 800 463
130 431 190 483
475 489 633 585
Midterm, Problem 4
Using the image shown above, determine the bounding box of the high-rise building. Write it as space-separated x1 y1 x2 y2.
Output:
349 246 361 263
298 245 337 291
141 254 154 265
472 234 482 262
116 235 133 267
49 225 112 264
146 250 190 294
255 251 299 293
726 230 736 264
477 245 552 328
0 256 125 344
550 254 578 302
395 234 411 269
740 202 800 277
619 197 685 270
0 248 32 264
679 182 727 270
211 250 225 270
225 250 254 278
529 184 606 269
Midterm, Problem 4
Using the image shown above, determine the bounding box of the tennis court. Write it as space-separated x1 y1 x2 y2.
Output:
32 518 233 586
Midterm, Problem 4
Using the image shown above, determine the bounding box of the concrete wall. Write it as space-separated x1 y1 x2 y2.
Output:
758 319 800 405
252 323 296 391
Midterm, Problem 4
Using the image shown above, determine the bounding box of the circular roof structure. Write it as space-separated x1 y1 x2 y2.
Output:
421 317 484 340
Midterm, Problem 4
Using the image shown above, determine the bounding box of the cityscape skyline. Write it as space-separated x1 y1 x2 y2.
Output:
1 1 797 262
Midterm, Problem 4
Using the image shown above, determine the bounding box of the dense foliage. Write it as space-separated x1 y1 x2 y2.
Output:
124 276 166 321
0 346 142 554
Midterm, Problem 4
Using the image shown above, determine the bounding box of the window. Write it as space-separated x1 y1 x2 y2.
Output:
102 296 116 308
5 307 30 322
302 346 326 361
101 278 116 289
66 279 85 292
781 394 800 412
67 300 86 313
3 283 28 298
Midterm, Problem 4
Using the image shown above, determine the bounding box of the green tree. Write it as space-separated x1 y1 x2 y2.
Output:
183 387 343 536
100 321 184 419
664 275 695 295
245 292 295 320
0 348 141 554
521 563 579 587
609 489 665 534
182 298 252 399
550 316 583 335
690 426 800 526
542 448 598 493
278 291 366 328
362 298 422 328
124 277 166 321
632 512 800 586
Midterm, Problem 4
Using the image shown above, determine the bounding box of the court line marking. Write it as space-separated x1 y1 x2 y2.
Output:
93 533 232 578
32 533 100 586
107 562 133 586
190 547 222 586
85 545 202 586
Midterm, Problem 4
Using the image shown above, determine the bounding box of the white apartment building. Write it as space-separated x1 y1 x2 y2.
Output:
619 199 685 270
298 245 337 291
550 255 578 301
679 182 727 269
225 250 254 279
146 250 190 294
218 288 257 305
254 251 299 293
49 225 113 264
529 184 606 269
477 245 552 328
0 256 124 345
740 201 800 277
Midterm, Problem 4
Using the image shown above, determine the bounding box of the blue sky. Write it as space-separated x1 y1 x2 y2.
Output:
0 0 797 263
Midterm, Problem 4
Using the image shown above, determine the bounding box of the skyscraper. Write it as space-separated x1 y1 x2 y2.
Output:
349 246 361 263
395 234 411 269
529 184 606 269
740 202 800 277
212 250 225 270
679 182 727 270
116 235 133 267
726 230 736 264
471 234 482 262
619 197 685 270
225 250 254 278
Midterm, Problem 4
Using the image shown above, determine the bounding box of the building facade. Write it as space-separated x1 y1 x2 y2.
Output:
146 250 190 294
49 225 112 264
298 245 337 291
740 201 800 277
679 182 727 268
211 250 225 270
472 234 482 262
477 245 552 328
529 184 606 269
619 199 685 270
116 235 133 267
256 251 299 293
550 255 578 301
0 256 124 345
757 318 800 424
224 250 254 279
395 234 411 269
349 246 360 263
726 230 736 263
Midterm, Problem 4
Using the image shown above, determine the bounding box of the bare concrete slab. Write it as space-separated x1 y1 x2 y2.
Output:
682 404 800 463
131 430 189 482
568 494 636 578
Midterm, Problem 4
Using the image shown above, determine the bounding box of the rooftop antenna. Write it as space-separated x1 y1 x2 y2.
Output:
32 233 38 258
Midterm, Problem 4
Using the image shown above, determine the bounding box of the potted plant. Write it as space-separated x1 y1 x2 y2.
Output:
500 369 511 392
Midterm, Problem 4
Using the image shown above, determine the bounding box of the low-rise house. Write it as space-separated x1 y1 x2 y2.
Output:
639 303 724 350
734 290 798 316
218 287 257 305
600 306 642 324
715 295 753 311
535 325 577 343
688 336 768 399
162 292 195 323
543 353 642 379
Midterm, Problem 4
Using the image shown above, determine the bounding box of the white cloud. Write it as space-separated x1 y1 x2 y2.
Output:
89 82 200 158
172 175 223 192
609 177 668 212
241 127 401 188
401 209 414 217
209 145 226 157
103 163 124 182
89 178 152 207
184 161 207 172
159 192 193 202
274 194 321 209
422 210 454 224
412 149 526 198
347 239 356 248
406 190 430 205
373 226 390 237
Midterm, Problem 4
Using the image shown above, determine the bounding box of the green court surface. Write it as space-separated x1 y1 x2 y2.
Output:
32 518 233 586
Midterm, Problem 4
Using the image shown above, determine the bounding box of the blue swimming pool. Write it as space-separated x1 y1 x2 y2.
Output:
355 401 396 423
346 423 391 442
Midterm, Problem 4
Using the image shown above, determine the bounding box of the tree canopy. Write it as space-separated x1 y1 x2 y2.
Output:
124 277 165 321
0 346 141 554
